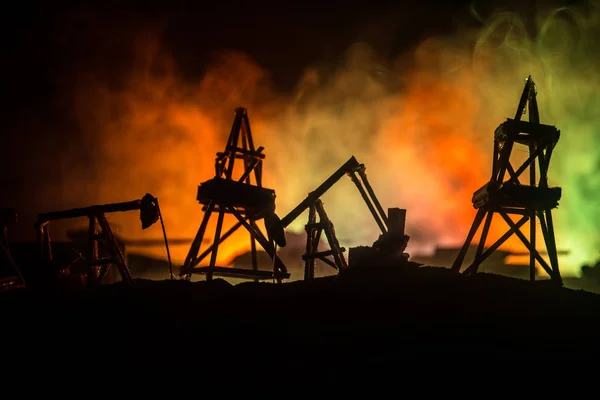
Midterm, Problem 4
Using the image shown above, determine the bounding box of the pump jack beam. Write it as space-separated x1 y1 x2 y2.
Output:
279 156 395 279
280 156 388 235
35 193 162 288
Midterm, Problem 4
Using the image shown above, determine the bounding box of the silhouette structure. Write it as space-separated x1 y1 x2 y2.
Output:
35 193 163 288
302 199 347 280
451 76 563 285
278 156 409 279
180 107 289 282
581 259 600 284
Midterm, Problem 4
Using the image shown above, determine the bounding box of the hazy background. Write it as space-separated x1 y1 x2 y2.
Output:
1 0 598 277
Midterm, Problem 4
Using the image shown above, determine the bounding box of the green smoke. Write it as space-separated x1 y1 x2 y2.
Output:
472 1 600 273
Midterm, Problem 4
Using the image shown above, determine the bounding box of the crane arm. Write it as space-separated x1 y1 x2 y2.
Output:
278 156 388 236
279 156 362 228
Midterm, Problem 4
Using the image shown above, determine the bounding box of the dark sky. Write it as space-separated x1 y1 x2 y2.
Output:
2 0 582 134
1 1 477 202
3 1 475 121
0 0 579 237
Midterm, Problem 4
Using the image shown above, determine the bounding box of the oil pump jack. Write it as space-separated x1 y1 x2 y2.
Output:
277 156 411 280
181 107 411 283
35 193 170 288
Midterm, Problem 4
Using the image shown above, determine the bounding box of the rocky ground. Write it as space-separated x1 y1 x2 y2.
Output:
2 263 600 381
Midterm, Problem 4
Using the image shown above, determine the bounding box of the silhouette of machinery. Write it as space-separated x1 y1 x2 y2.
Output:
181 107 289 282
35 193 166 288
0 208 26 291
451 76 563 285
180 107 408 282
65 229 190 281
279 156 409 280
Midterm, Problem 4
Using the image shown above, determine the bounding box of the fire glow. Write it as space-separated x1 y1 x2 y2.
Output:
44 2 600 277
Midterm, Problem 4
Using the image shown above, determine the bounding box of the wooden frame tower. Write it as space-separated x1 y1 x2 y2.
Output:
181 107 289 282
451 76 563 285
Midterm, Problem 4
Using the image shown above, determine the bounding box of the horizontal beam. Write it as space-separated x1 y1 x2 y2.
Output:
280 156 361 227
36 200 142 226
190 266 290 280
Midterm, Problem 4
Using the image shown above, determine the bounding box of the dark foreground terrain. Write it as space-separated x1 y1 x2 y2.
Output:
2 264 600 380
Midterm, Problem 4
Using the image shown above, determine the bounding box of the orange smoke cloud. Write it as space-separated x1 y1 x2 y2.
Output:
66 33 531 267
70 40 268 264
371 47 526 254
55 2 597 276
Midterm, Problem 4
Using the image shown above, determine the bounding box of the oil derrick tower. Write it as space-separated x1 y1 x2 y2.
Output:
181 107 289 282
451 76 563 285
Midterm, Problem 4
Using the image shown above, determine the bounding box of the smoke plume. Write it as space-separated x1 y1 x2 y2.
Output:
22 1 600 276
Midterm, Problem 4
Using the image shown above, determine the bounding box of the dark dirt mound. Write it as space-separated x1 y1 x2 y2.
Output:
2 264 600 380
